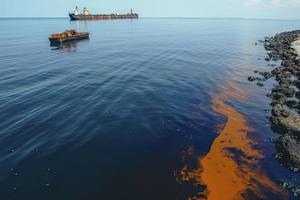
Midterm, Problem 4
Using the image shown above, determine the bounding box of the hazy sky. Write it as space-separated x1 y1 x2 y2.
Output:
2 0 300 19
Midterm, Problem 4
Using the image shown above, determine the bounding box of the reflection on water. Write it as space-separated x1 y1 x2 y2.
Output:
179 80 287 200
50 39 89 52
51 42 77 52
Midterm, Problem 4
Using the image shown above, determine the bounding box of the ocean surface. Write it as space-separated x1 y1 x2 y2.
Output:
1 18 300 200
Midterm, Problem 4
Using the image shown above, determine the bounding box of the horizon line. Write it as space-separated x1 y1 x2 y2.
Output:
0 16 300 21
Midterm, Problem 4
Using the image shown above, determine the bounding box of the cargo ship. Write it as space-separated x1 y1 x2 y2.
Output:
49 29 89 46
69 7 138 21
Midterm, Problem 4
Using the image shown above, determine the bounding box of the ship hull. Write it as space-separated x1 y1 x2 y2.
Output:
69 13 138 21
49 32 89 46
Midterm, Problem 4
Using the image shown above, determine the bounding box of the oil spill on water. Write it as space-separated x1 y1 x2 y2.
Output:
178 80 287 200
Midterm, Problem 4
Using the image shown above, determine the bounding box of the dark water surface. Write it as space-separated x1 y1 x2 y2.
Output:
1 18 300 200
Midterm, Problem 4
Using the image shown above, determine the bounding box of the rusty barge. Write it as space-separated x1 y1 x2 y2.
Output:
69 7 138 21
49 30 89 46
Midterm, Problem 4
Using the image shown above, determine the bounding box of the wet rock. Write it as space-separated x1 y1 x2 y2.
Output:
282 60 294 68
274 113 300 135
257 82 264 87
272 104 289 117
262 30 300 172
258 71 272 80
272 85 295 98
271 92 287 104
296 91 300 100
293 80 300 89
278 77 292 86
277 134 300 168
270 104 300 134
265 57 271 61
286 100 298 108
271 67 282 75
280 182 300 197
248 76 256 82
256 77 264 82
282 71 292 79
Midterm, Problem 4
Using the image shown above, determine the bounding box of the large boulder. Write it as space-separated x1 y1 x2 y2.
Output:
272 104 289 117
271 93 287 105
272 85 295 97
273 113 300 135
277 134 300 169
293 80 300 89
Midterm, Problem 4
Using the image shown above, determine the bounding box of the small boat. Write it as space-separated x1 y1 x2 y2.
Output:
49 29 89 46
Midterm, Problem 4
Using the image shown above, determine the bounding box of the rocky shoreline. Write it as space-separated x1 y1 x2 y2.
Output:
248 30 300 174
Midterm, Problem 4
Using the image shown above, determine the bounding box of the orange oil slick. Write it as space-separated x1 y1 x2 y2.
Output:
181 81 287 200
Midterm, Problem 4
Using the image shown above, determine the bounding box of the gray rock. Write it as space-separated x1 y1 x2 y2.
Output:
271 92 287 104
296 91 300 99
286 100 298 108
258 71 272 79
248 76 256 82
278 134 300 168
257 82 264 87
272 104 289 117
256 77 264 82
280 181 300 197
271 67 282 75
272 85 295 97
277 113 300 134
293 80 300 89
265 57 271 61
279 77 292 86
263 30 300 172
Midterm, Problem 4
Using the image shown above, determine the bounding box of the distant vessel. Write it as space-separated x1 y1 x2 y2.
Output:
49 29 89 46
69 7 139 21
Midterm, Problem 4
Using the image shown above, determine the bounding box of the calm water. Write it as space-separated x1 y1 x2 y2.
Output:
1 18 300 200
